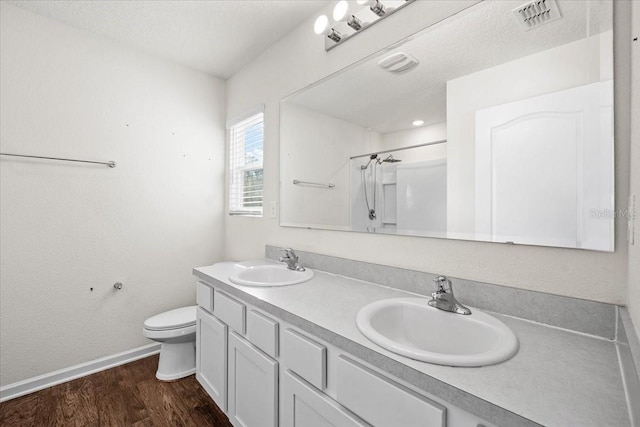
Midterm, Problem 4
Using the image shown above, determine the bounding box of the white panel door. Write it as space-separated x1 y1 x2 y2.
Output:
228 332 278 427
281 370 369 427
475 81 613 250
196 307 228 411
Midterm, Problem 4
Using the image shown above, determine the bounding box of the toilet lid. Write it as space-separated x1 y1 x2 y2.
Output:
144 306 197 331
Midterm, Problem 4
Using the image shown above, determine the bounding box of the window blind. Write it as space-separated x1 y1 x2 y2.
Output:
229 111 264 216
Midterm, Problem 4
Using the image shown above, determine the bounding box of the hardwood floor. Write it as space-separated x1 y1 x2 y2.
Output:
0 355 232 427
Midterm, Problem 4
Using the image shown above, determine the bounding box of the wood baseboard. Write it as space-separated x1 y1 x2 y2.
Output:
0 343 161 402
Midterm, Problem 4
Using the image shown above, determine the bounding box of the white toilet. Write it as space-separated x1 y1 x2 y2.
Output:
143 306 197 381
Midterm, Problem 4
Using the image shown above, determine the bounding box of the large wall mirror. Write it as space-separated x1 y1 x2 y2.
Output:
280 0 614 251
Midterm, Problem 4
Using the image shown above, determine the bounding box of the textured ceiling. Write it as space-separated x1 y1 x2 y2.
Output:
286 0 613 134
6 0 329 78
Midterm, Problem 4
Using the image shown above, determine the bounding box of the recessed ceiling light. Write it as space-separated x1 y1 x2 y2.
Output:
412 120 424 126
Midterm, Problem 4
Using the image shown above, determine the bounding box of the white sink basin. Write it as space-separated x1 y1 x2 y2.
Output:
229 264 314 287
356 298 518 367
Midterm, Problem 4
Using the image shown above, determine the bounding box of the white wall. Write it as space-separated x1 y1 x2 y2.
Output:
280 103 378 227
0 3 226 386
225 0 632 305
381 122 447 149
629 3 640 335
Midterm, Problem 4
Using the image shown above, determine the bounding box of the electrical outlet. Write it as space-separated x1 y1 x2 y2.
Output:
270 201 277 219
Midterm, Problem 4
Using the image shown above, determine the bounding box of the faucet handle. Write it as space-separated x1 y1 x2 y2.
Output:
278 248 305 271
433 276 448 292
429 276 471 315
279 248 298 262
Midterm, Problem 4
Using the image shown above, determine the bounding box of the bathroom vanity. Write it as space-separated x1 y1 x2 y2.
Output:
193 249 633 427
194 264 487 427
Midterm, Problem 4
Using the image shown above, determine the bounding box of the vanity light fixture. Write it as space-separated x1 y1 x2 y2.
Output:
333 1 364 31
314 14 342 42
412 120 425 127
315 0 415 51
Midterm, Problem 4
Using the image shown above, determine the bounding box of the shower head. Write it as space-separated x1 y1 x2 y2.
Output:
382 155 401 163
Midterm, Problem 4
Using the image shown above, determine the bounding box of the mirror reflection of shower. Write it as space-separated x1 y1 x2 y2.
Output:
349 140 447 233
360 154 402 221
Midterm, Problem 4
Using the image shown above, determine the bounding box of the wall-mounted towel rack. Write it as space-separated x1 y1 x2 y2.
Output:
293 179 335 189
0 153 117 168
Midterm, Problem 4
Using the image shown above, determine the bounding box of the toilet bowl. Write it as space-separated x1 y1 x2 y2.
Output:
143 306 197 381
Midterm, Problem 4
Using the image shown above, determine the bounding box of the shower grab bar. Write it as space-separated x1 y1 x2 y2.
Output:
293 179 335 189
0 152 117 168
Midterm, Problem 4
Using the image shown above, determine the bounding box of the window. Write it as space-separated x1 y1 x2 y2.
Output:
228 109 264 216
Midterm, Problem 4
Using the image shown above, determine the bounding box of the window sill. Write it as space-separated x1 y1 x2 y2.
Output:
229 212 263 218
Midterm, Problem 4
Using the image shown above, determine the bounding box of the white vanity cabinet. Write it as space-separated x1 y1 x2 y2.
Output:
336 356 446 427
281 370 369 427
196 284 279 427
195 280 494 427
228 332 279 427
196 307 228 411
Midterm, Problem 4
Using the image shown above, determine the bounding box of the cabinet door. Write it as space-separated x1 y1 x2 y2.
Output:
281 370 369 427
196 307 227 411
228 332 278 427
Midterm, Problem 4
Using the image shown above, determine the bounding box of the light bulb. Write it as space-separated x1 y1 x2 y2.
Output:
313 14 342 42
314 15 329 35
333 0 363 31
333 1 349 21
412 120 424 127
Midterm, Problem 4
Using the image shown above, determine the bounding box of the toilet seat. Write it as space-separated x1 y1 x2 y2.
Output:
143 323 196 340
144 306 197 331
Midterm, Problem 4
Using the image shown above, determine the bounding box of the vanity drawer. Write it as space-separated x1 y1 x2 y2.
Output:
247 310 279 358
281 329 326 390
196 281 214 313
213 290 245 334
336 356 446 427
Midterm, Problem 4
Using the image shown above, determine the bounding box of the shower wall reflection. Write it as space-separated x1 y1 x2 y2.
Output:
349 143 447 236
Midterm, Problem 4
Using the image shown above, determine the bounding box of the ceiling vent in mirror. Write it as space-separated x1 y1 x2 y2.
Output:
378 52 419 74
512 0 561 31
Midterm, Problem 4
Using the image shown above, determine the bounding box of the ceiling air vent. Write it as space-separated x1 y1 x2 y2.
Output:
378 52 419 74
512 0 561 31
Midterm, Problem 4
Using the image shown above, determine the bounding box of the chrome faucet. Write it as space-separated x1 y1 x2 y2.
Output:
428 276 471 315
279 248 306 272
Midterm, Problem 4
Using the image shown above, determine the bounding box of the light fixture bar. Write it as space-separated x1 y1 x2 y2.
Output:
327 28 343 42
322 0 416 51
346 15 363 31
368 0 387 17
